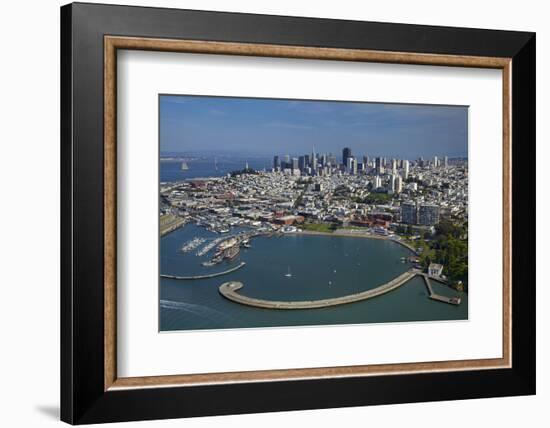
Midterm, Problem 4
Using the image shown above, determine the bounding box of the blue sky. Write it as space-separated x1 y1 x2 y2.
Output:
160 95 468 159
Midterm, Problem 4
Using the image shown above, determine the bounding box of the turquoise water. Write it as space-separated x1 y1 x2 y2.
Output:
160 224 468 331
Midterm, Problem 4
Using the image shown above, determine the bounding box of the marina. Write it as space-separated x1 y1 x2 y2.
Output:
160 223 467 331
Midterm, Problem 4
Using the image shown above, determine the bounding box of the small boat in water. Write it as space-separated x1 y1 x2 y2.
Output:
285 266 292 278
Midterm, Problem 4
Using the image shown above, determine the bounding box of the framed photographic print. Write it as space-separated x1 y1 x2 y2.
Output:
61 2 535 424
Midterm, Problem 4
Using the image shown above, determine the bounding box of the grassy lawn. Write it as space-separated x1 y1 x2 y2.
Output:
300 222 336 233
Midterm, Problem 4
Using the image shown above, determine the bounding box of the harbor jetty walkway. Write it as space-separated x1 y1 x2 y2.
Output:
420 274 462 305
162 262 246 280
219 270 416 309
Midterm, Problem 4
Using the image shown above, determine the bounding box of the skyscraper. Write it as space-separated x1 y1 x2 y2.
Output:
433 156 439 168
444 156 449 168
346 157 354 174
298 155 306 172
394 175 403 193
291 158 299 172
403 160 409 180
375 157 384 175
273 155 280 170
342 147 352 167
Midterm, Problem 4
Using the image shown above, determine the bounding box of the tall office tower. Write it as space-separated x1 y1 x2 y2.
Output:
390 174 396 192
373 175 382 189
392 159 397 175
283 154 290 165
328 153 337 166
444 156 449 168
358 162 365 173
394 175 403 193
321 154 327 167
273 155 280 170
419 156 424 168
304 154 310 168
375 157 384 174
311 154 318 174
298 155 306 172
346 157 354 174
291 158 299 172
403 160 410 180
383 157 387 167
401 201 418 224
418 204 440 225
399 159 404 168
433 156 439 168
363 155 369 166
352 158 358 175
342 147 352 167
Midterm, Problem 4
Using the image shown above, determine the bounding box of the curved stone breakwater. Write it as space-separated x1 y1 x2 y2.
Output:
162 262 246 280
219 270 416 309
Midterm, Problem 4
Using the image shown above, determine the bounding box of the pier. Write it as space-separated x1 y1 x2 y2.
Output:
160 215 186 236
219 269 462 309
162 262 246 280
219 270 416 309
420 274 462 305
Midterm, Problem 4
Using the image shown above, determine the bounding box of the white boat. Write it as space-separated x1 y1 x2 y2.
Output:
285 266 292 278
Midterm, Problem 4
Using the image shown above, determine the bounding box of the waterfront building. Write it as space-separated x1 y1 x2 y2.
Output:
418 204 440 225
343 147 352 167
401 201 417 224
428 263 444 277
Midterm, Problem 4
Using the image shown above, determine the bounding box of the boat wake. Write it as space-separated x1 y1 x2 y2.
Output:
160 299 233 321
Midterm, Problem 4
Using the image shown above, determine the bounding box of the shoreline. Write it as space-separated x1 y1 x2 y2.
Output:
289 229 417 254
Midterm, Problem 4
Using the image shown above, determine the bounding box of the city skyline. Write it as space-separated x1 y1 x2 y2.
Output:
160 95 468 159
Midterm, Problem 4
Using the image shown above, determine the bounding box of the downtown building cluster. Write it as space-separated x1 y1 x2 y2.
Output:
161 147 467 238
